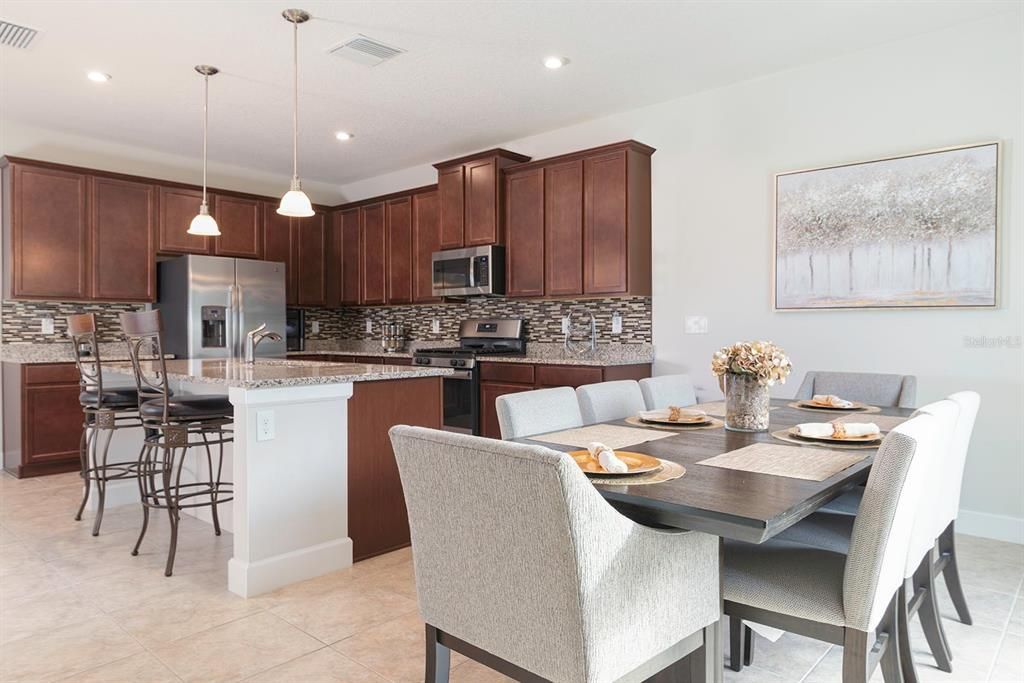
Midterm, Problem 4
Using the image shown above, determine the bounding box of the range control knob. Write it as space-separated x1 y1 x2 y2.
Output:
457 359 467 367
449 359 459 366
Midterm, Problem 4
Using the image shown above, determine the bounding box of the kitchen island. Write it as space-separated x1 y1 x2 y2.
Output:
104 358 450 598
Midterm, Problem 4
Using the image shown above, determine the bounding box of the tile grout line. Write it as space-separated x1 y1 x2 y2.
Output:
798 643 835 682
984 574 1022 682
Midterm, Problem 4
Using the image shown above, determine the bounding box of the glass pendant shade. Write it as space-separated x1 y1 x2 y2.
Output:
277 180 314 217
188 203 221 236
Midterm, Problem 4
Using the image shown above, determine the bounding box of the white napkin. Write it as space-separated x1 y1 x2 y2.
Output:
638 408 707 422
795 423 835 438
836 422 880 438
812 394 854 408
587 442 629 474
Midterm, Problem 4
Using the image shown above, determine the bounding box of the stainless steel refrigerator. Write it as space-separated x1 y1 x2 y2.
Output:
155 255 287 360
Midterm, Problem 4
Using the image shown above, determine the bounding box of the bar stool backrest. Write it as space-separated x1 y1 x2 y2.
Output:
67 313 104 402
119 310 172 424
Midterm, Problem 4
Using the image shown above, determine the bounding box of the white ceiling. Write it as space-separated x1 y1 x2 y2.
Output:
0 1 1011 187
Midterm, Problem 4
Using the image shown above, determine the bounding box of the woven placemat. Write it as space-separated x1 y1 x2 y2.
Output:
698 443 867 481
588 459 685 486
531 424 675 450
787 401 882 415
771 429 880 450
624 415 724 431
832 414 907 431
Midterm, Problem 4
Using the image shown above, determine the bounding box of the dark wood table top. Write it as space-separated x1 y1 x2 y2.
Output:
518 399 914 543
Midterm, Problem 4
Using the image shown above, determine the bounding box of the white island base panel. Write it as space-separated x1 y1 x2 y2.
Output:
227 382 354 598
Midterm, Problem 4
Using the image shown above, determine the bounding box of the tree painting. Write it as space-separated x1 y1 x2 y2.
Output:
775 143 998 309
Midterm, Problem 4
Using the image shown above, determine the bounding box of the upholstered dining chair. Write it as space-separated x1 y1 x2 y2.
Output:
723 413 938 683
639 374 697 410
742 400 961 681
495 386 584 440
795 370 918 409
576 380 646 424
389 425 721 683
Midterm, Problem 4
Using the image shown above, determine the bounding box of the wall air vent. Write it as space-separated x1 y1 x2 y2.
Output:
327 34 405 67
0 19 37 49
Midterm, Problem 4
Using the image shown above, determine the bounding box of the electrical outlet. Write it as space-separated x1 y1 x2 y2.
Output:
311 321 320 334
684 316 709 334
365 320 373 333
41 317 54 335
257 410 275 441
431 319 440 334
611 313 623 334
561 316 570 334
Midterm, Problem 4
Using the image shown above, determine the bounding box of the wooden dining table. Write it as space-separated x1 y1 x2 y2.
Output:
515 398 915 683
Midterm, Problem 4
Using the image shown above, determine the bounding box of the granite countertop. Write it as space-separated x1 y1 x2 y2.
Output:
295 341 654 367
0 342 171 365
103 358 453 390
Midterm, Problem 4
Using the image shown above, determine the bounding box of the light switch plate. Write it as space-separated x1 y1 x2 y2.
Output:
311 321 320 334
257 410 275 441
41 317 54 334
611 313 623 334
431 319 440 334
684 316 709 334
561 316 570 334
365 320 372 333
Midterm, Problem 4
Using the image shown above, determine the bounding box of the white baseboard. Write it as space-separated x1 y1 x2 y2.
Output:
956 508 1024 545
228 537 353 598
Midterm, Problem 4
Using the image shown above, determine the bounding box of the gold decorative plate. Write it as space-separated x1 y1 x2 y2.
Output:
787 426 883 444
569 449 663 475
637 411 710 426
797 400 869 411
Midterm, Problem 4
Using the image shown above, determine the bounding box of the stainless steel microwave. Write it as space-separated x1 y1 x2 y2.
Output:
431 245 505 297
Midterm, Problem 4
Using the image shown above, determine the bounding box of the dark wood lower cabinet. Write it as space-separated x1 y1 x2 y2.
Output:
478 362 652 438
348 376 442 561
2 362 84 478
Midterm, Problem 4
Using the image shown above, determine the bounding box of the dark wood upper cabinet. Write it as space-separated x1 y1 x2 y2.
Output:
295 211 327 306
544 159 584 296
464 158 499 246
437 165 464 249
262 201 297 304
3 162 89 300
360 202 386 305
90 176 156 302
340 208 361 305
325 210 343 307
385 197 413 304
504 167 545 297
412 191 440 303
212 194 262 259
158 186 210 255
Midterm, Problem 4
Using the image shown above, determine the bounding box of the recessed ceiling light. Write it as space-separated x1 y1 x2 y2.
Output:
543 56 569 70
87 71 111 82
334 131 354 141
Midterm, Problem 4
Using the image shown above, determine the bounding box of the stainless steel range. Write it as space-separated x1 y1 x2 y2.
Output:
413 318 525 435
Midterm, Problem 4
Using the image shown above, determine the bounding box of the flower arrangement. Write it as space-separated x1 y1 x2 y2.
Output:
711 341 792 387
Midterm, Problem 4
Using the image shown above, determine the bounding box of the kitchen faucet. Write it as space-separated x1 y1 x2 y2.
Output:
244 323 283 364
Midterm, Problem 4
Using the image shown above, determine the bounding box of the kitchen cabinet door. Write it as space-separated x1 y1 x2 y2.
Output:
262 202 296 304
583 149 629 294
5 163 89 300
437 165 464 249
412 191 440 303
325 211 343 307
385 196 413 304
295 211 327 306
158 186 210 255
340 208 361 305
504 167 545 297
212 194 262 259
90 176 156 302
479 381 534 439
359 202 386 305
464 158 499 246
544 159 584 296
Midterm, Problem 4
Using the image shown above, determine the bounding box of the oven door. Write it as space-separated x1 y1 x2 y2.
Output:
441 368 479 435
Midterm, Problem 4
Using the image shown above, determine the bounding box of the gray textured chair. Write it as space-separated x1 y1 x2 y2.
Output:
576 380 646 424
724 413 937 683
639 374 697 410
795 370 918 409
495 386 584 440
750 400 961 680
389 425 721 683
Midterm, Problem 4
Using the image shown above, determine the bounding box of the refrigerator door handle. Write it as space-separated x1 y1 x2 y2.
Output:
237 284 245 359
227 284 238 360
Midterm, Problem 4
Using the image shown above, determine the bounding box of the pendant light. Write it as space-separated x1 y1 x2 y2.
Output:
188 65 221 236
277 9 315 217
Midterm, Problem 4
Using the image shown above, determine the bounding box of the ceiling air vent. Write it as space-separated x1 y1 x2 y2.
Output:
327 34 405 67
0 19 37 49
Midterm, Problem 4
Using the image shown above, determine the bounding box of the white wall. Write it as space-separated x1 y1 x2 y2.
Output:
337 11 1024 542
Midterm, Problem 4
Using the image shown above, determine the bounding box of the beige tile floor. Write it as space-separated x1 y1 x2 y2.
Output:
1 470 1021 682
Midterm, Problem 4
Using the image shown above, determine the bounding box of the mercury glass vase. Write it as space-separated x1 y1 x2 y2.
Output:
724 373 770 432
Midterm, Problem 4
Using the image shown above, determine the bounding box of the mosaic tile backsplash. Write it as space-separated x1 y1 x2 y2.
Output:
2 301 146 344
301 296 651 345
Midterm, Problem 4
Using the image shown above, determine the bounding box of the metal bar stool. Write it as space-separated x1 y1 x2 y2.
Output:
120 310 234 577
68 313 145 536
